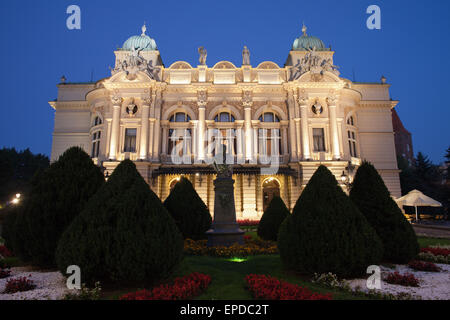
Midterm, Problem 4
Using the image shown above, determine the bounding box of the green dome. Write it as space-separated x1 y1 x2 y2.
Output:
122 24 157 51
292 24 329 51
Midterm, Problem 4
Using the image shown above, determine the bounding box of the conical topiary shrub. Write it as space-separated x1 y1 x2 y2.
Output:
349 161 419 263
56 160 183 285
164 177 212 240
257 196 289 241
12 147 104 267
278 165 383 278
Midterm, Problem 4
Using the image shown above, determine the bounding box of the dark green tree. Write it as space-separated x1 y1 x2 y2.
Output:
0 148 49 204
13 147 104 267
257 196 289 241
56 160 184 285
278 165 383 278
350 161 419 263
163 177 212 240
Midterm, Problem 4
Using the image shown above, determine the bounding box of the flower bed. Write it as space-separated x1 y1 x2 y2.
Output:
385 272 419 287
0 268 11 279
245 274 332 300
408 260 440 272
420 247 450 257
184 238 278 258
3 276 37 294
237 219 259 227
0 246 12 258
417 247 450 264
119 273 211 300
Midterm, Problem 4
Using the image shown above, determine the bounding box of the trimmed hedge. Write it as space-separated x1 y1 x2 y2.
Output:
56 160 184 285
257 196 289 241
349 161 419 263
4 147 104 267
164 177 212 240
278 165 383 278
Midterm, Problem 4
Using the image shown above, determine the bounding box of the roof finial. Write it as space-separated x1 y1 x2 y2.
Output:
302 22 307 36
141 22 147 36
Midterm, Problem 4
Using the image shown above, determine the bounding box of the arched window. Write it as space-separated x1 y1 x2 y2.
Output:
169 112 191 122
259 112 280 122
346 115 358 158
93 116 102 126
214 112 235 122
347 116 354 126
91 131 101 158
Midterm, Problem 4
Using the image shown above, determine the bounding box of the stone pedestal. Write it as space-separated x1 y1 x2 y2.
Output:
206 177 244 247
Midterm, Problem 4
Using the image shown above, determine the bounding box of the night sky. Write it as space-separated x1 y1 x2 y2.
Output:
1 0 449 163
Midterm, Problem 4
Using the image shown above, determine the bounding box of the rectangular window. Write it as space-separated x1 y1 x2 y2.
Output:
124 128 137 153
313 128 325 152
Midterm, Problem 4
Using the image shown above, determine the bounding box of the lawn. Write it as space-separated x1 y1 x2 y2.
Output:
104 254 369 300
417 236 450 248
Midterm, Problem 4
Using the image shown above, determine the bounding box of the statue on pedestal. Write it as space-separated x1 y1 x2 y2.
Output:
206 144 244 247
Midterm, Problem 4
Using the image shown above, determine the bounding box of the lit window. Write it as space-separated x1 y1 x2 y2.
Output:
124 128 137 152
347 116 354 126
91 131 101 158
259 112 280 122
93 116 102 126
214 112 235 122
348 130 357 157
170 112 191 122
313 128 325 152
258 129 282 156
168 128 192 156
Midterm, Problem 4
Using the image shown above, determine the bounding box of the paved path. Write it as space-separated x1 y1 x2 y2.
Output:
413 224 450 239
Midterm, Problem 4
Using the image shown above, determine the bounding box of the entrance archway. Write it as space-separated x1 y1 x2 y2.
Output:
262 178 280 211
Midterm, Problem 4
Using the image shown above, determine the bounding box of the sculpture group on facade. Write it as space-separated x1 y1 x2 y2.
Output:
290 48 340 81
111 47 160 81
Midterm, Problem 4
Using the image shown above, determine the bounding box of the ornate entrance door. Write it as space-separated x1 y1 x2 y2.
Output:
262 179 280 211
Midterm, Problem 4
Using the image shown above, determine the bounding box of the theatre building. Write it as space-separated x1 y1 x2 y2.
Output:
49 24 401 219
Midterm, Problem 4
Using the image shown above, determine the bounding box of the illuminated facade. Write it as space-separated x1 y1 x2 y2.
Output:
49 24 401 218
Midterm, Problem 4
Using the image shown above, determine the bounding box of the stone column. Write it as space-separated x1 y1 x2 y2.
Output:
252 123 259 163
191 120 198 160
152 91 162 161
299 96 311 160
244 107 253 161
327 96 340 160
148 119 155 158
197 91 207 161
139 97 151 160
287 91 297 161
109 95 122 160
282 126 288 157
236 123 243 162
161 124 168 155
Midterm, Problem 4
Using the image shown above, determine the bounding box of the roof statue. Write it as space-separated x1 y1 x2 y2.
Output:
198 46 207 65
242 46 250 66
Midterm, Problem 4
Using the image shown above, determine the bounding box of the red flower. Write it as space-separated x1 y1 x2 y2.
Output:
119 272 211 300
0 245 12 258
244 274 332 300
237 219 259 227
0 268 12 279
420 247 450 257
385 272 419 287
408 260 440 272
3 276 36 294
